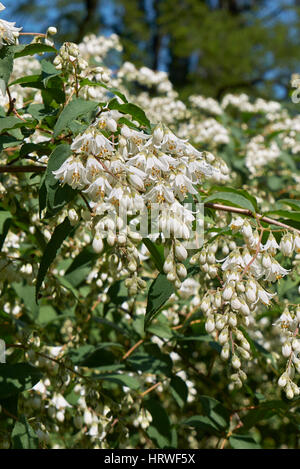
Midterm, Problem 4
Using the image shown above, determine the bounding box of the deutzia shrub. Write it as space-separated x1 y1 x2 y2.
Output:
0 5 300 450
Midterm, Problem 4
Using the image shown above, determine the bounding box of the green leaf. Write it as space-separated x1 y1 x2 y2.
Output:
0 211 11 251
278 199 300 211
241 400 287 430
9 74 41 87
199 395 230 429
43 144 77 216
54 275 79 300
12 282 39 319
142 238 164 272
264 210 300 222
170 376 188 408
145 273 174 330
229 434 261 449
36 305 57 326
26 103 57 121
35 217 75 300
0 363 43 399
209 186 258 212
0 45 14 94
183 415 222 433
108 98 151 129
79 78 128 103
204 188 256 213
93 372 140 390
0 135 22 151
0 116 22 133
53 98 98 137
144 399 173 448
11 416 39 449
64 246 98 287
128 352 172 376
40 59 61 86
147 322 174 339
14 43 56 59
68 344 119 368
0 211 12 234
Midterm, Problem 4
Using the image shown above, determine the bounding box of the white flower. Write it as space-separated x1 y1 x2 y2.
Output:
262 233 279 254
222 282 235 301
85 155 103 181
205 315 215 334
273 309 297 331
95 110 122 132
263 259 290 282
121 125 150 154
280 233 294 257
170 172 197 201
282 341 292 358
71 131 114 156
185 158 213 181
229 217 244 232
0 4 22 48
52 156 88 189
126 165 146 191
220 250 244 271
128 150 170 173
145 183 175 204
257 286 275 305
82 175 112 200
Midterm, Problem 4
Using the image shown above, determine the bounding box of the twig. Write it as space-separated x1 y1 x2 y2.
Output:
204 202 300 234
240 227 264 279
122 339 144 360
19 32 47 37
140 381 162 397
79 192 92 213
0 165 46 173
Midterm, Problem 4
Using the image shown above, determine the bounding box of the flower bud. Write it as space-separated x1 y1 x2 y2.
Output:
214 291 222 309
222 282 234 301
176 263 187 280
280 233 293 257
231 295 242 311
219 326 229 345
207 250 215 264
242 221 252 239
292 339 300 352
92 235 104 253
232 354 241 369
205 315 215 334
282 341 292 358
47 26 57 36
200 296 211 314
228 312 237 327
68 208 78 226
285 383 294 400
221 343 230 360
163 256 174 274
216 313 227 331
175 242 187 261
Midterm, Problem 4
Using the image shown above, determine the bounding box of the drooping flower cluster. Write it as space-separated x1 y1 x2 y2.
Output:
52 118 228 288
0 3 22 48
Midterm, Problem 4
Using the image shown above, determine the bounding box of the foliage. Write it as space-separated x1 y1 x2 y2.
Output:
0 7 300 451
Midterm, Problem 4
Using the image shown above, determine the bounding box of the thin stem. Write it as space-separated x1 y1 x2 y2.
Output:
140 381 162 397
0 165 46 173
19 32 47 37
122 339 144 360
204 202 300 234
241 227 264 279
79 192 92 213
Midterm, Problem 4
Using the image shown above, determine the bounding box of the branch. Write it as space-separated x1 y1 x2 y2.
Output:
0 165 46 173
204 202 300 234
